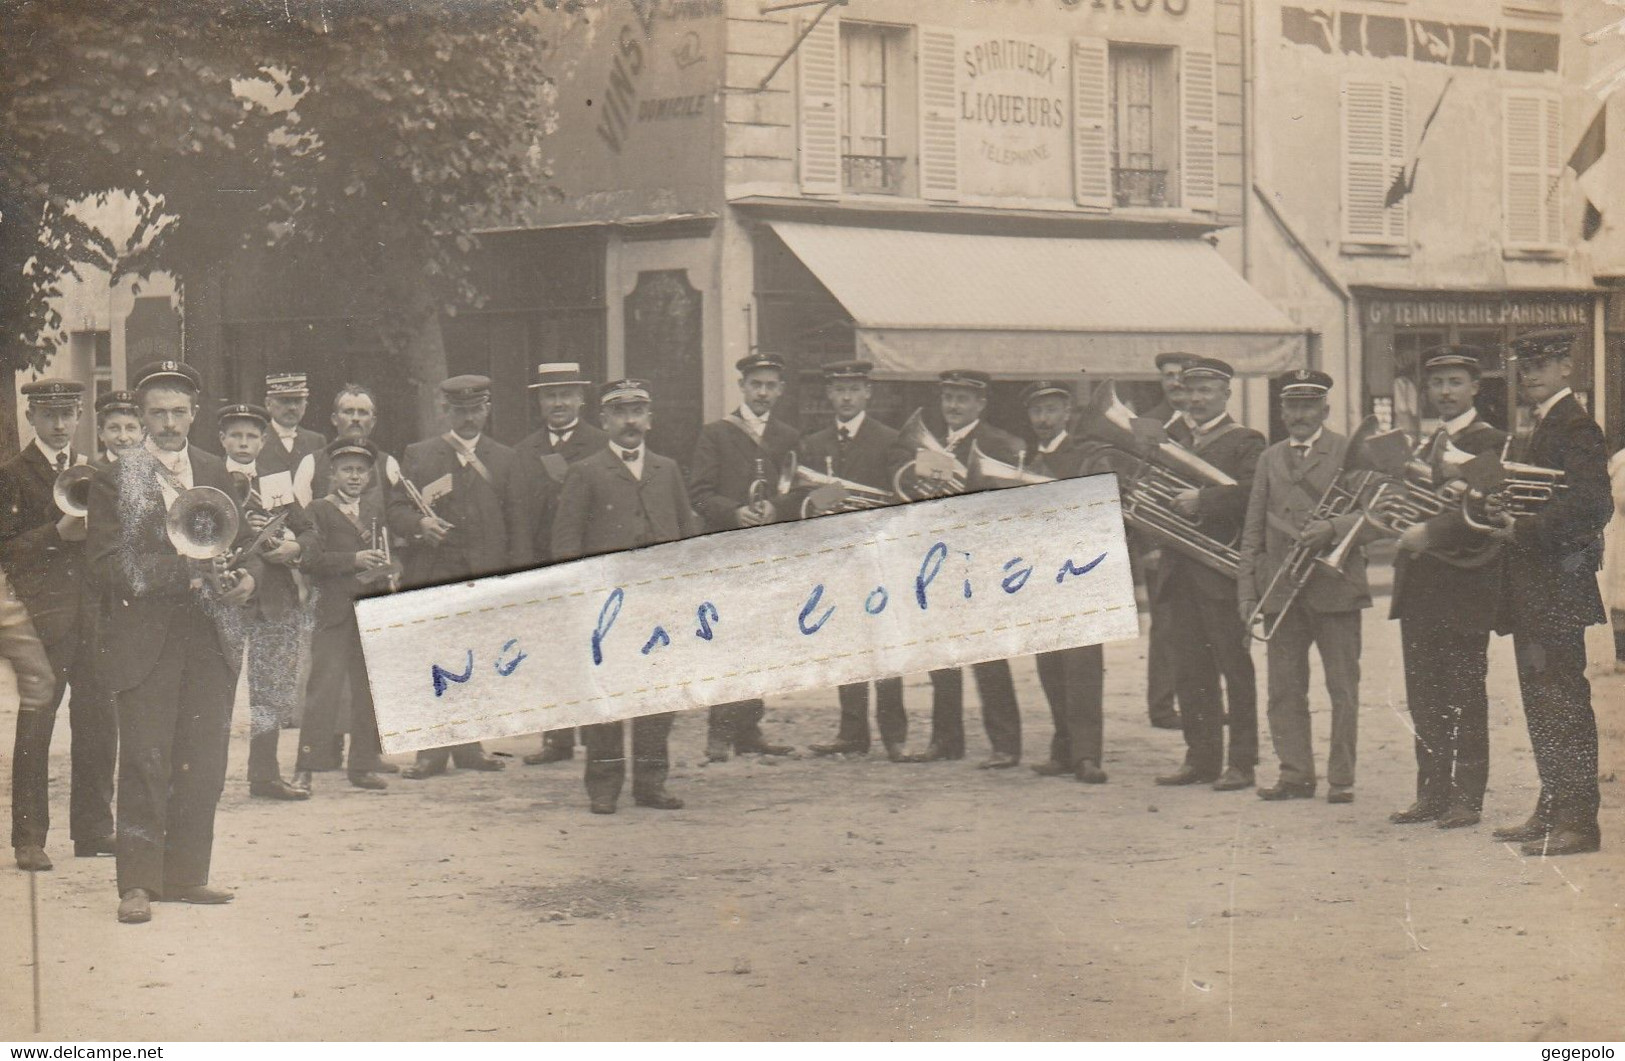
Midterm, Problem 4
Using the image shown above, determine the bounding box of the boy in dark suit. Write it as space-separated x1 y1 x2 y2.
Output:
688 352 798 761
552 379 701 813
1486 330 1612 856
798 360 907 760
509 362 609 766
296 437 394 793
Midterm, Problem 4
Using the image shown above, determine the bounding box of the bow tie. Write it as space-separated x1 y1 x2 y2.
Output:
620 448 639 463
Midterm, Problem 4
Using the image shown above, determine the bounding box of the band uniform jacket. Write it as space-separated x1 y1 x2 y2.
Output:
388 434 515 586
1500 393 1611 630
1028 432 1118 481
1389 418 1507 625
552 445 705 562
1238 430 1370 614
795 415 900 512
0 442 89 652
304 494 391 630
1166 414 1265 601
506 421 609 569
257 425 327 479
887 413 1027 498
85 446 263 694
688 412 800 531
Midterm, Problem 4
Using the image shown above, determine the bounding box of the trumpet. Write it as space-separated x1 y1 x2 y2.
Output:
891 409 967 500
52 464 96 518
1076 381 1240 579
357 517 404 592
401 476 455 537
965 443 1055 490
788 455 894 515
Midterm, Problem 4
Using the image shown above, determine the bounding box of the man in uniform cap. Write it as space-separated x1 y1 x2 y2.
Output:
797 361 908 760
390 373 513 778
1238 369 1369 804
688 352 799 761
1138 353 1195 731
553 379 700 813
1486 330 1611 855
889 369 1026 768
1154 357 1264 792
510 362 609 767
258 372 325 480
1387 346 1507 829
89 360 260 923
1024 377 1120 783
215 403 319 802
4 377 112 871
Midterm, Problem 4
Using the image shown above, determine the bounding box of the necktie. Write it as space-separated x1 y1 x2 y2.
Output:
55 452 67 472
837 426 851 444
1290 443 1309 464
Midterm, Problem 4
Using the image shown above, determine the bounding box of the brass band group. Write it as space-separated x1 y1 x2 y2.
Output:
2 326 1612 928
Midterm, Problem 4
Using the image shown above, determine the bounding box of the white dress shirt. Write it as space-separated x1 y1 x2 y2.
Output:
1036 429 1068 456
273 423 300 453
1441 407 1479 437
548 420 579 448
944 419 980 449
1533 387 1573 423
33 438 71 471
612 441 645 480
834 411 866 441
145 437 194 508
737 406 770 441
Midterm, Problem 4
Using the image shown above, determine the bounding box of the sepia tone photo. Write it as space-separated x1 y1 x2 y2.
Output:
1 0 1622 1043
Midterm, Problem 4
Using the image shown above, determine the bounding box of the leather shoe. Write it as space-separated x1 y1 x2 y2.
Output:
1492 814 1551 844
1075 760 1108 784
1326 788 1354 805
348 771 388 791
291 770 313 791
589 800 617 815
523 746 574 765
1520 825 1600 857
1389 801 1443 825
160 884 234 904
1435 803 1480 829
883 742 907 762
735 740 794 756
372 760 400 774
809 739 868 756
400 762 445 780
1258 780 1316 801
74 836 116 858
634 790 685 810
1212 767 1255 791
902 743 962 763
1155 765 1219 786
1030 760 1070 777
704 742 731 763
1149 713 1182 730
457 754 506 772
978 751 1020 770
117 889 152 924
250 778 311 801
14 845 52 872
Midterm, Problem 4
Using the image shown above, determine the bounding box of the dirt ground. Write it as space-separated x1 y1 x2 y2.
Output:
1 594 1621 1042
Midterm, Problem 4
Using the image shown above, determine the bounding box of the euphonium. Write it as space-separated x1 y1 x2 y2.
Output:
787 456 893 513
965 443 1054 490
52 464 96 518
892 409 967 500
1458 345 1566 532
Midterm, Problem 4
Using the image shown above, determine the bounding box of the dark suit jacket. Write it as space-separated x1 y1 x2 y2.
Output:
688 412 800 531
258 425 327 478
552 447 704 561
86 446 260 693
798 415 900 493
506 421 610 568
1501 393 1611 630
1390 417 1506 624
305 495 390 629
0 441 87 650
1029 432 1118 480
887 412 1026 497
388 434 515 586
1238 430 1369 613
1166 413 1265 600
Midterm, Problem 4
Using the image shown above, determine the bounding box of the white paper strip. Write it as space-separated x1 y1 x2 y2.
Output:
357 473 1139 754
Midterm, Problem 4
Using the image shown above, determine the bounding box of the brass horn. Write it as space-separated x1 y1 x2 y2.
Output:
789 458 893 513
165 486 241 561
892 409 967 500
52 464 96 518
965 443 1054 490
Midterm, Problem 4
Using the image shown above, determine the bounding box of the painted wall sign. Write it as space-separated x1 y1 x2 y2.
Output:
1363 297 1591 328
957 32 1073 200
1281 7 1560 73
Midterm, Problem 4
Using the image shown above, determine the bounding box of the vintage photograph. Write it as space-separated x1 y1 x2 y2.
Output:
1 0 1622 1043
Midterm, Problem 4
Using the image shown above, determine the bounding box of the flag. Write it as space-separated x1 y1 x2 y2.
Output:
1567 104 1607 177
1385 76 1454 208
1583 199 1604 241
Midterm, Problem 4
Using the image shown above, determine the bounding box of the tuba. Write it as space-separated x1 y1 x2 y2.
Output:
52 464 96 518
892 410 967 500
786 454 894 515
965 443 1054 490
1076 381 1240 579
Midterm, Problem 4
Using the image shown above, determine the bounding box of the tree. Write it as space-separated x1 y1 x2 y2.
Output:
1 0 568 445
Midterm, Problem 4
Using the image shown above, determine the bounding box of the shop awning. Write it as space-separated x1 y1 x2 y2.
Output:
768 221 1307 377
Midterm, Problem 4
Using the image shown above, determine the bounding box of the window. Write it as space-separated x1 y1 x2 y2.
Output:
838 22 914 195
1503 90 1563 251
1108 45 1178 207
1341 78 1408 246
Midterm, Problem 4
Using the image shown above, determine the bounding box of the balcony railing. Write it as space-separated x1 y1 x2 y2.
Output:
843 154 906 195
1113 167 1169 208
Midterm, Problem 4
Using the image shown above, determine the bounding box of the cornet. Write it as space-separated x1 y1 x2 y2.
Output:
356 517 404 592
52 464 96 518
892 410 967 500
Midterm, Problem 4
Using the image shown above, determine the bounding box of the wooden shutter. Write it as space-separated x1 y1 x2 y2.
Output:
798 11 841 195
1180 48 1218 212
1503 91 1563 248
1072 38 1111 209
1341 77 1407 244
918 26 959 202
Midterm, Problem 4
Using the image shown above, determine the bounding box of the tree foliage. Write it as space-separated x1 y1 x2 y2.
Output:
1 0 567 372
